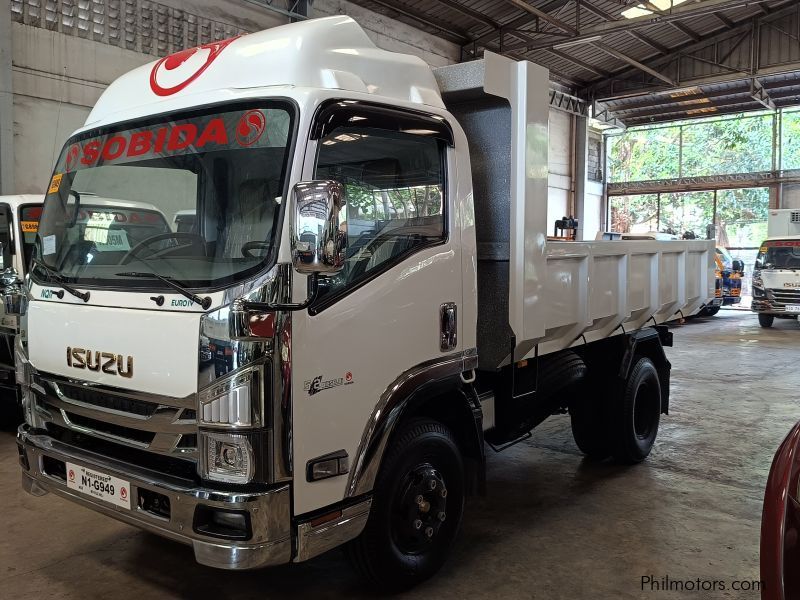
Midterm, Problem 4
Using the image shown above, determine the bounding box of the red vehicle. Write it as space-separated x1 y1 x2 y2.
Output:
761 421 800 599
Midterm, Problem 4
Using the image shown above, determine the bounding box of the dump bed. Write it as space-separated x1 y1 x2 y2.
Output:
434 53 714 371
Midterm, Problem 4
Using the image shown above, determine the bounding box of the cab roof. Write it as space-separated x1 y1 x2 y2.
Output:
85 16 444 129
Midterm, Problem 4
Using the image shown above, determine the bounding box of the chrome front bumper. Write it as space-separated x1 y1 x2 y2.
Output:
17 425 291 570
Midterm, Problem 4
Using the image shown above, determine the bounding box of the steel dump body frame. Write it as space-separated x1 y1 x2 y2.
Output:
434 53 714 371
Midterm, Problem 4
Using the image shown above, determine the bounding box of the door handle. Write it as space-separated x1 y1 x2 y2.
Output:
440 302 457 352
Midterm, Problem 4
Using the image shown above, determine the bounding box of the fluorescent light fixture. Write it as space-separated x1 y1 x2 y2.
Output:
622 0 690 19
553 35 602 49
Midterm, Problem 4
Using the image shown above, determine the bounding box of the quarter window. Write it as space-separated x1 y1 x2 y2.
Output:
313 123 446 301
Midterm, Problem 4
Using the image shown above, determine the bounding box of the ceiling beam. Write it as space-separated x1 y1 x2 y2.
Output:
591 2 798 99
499 0 577 35
429 0 499 30
751 78 777 110
578 2 672 55
593 41 676 85
545 48 613 78
503 0 770 53
365 0 472 43
465 0 572 49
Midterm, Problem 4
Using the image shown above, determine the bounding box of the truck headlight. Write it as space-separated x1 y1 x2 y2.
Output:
198 364 265 428
200 432 255 484
752 270 763 289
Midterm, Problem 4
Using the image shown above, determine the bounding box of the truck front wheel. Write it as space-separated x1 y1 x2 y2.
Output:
612 357 662 464
759 314 774 328
345 418 464 591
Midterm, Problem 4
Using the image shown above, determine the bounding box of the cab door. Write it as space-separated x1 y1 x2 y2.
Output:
290 102 463 515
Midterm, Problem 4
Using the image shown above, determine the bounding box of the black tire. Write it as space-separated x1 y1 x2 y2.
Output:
703 306 720 317
345 418 464 592
570 395 612 460
759 313 774 328
611 357 662 464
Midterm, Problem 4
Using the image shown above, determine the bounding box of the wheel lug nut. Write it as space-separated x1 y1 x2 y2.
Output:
438 511 446 522
440 488 447 498
429 480 437 490
425 526 434 538
416 495 424 505
414 519 422 530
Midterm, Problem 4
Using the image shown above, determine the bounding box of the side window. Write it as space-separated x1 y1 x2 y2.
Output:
313 123 446 301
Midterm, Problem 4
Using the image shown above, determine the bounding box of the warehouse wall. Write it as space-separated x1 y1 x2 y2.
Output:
6 0 459 194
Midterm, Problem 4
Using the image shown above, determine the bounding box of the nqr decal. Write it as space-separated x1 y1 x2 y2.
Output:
149 36 239 97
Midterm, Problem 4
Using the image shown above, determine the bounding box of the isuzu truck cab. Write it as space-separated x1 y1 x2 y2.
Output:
0 194 43 422
752 210 800 328
12 17 714 590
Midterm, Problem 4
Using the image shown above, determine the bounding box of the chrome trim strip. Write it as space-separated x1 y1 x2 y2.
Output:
32 373 197 459
344 349 476 498
295 499 372 562
18 426 291 570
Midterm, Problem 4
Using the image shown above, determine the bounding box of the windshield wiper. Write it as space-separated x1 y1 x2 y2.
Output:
115 271 211 310
31 258 90 302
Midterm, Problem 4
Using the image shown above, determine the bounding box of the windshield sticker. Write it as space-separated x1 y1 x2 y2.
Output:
42 235 56 255
21 221 39 233
61 109 285 172
236 110 267 146
149 37 239 97
88 227 131 252
48 173 63 194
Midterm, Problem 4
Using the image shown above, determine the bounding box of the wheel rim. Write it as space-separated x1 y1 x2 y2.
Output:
391 463 448 555
633 381 659 440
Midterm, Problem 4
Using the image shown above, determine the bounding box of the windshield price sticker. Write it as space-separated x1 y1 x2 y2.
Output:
21 221 39 233
42 235 56 256
89 227 131 252
48 173 63 194
65 462 131 509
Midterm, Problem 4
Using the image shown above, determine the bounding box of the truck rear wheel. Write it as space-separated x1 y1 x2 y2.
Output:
759 314 774 328
612 357 661 464
345 418 464 591
570 396 612 459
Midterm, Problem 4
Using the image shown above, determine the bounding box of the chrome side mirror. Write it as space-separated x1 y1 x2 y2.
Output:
291 181 346 275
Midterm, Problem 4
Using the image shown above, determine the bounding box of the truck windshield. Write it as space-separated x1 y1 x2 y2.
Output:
36 102 294 289
756 240 800 270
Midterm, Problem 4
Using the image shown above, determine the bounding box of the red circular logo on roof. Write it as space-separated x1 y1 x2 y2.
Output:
68 469 75 482
149 36 239 97
65 144 81 172
236 110 267 147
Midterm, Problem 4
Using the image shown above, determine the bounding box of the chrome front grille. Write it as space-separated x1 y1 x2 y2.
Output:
32 374 197 459
767 288 800 307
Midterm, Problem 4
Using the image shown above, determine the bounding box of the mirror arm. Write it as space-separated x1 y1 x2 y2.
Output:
240 273 319 312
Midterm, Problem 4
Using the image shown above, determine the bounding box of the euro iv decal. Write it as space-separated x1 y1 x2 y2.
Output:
66 347 134 378
304 372 354 396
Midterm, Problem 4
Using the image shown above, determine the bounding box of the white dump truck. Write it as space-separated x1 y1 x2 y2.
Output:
11 16 714 590
751 209 800 327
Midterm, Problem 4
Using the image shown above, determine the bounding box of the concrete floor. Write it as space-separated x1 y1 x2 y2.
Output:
1 310 798 599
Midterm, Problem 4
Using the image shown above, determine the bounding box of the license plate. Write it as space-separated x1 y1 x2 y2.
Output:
66 462 131 509
786 305 800 313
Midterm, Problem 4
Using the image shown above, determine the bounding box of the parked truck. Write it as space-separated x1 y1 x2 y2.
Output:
0 194 44 424
751 209 800 327
11 17 714 590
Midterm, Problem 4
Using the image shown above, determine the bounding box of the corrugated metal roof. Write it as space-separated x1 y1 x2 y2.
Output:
346 0 800 125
